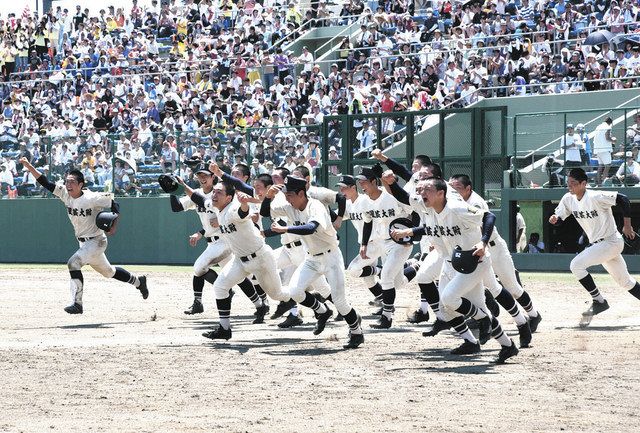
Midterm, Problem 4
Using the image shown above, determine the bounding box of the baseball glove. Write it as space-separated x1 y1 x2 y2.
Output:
158 174 180 193
450 246 480 274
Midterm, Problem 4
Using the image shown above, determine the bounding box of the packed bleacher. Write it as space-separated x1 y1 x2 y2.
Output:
1 0 640 198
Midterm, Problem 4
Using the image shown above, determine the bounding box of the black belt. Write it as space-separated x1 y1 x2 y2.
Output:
313 249 331 257
592 238 605 244
205 236 220 243
285 240 302 249
240 252 257 262
489 240 496 247
77 236 98 242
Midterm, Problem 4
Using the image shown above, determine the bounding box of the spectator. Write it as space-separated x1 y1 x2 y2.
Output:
524 233 545 254
592 116 617 186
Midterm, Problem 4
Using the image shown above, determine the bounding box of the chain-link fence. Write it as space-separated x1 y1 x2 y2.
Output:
0 123 320 199
513 107 640 189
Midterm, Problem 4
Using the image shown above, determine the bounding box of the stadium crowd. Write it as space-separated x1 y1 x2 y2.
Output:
1 0 640 198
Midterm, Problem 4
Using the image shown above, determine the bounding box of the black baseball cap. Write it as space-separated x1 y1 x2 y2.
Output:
195 162 212 175
283 175 307 193
356 163 383 181
335 175 356 187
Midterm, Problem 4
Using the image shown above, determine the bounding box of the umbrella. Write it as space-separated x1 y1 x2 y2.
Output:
612 34 640 47
583 30 615 46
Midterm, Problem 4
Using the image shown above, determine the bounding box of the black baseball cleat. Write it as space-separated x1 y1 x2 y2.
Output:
585 300 610 316
495 340 519 364
422 318 450 337
252 304 269 324
580 300 610 328
450 339 481 355
343 332 364 349
518 321 533 348
184 300 204 315
478 316 492 345
64 303 83 314
271 300 295 320
278 314 303 328
528 313 542 333
202 325 232 340
138 276 149 299
370 315 392 329
313 308 334 335
372 307 383 316
334 313 344 322
467 318 479 329
407 309 430 324
253 303 270 317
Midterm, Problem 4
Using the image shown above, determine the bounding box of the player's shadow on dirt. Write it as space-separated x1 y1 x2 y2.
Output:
379 348 502 375
555 325 632 331
19 321 147 330
203 337 309 354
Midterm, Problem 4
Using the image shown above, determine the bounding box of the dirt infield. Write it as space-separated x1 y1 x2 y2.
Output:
1 265 640 433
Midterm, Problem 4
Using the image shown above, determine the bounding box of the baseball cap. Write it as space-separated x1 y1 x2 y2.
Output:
626 151 633 158
356 165 382 181
566 123 574 129
195 162 213 175
283 175 307 193
335 175 356 187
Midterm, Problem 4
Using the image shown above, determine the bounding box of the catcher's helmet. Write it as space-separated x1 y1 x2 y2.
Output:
158 174 180 193
450 246 480 274
389 217 415 245
96 211 118 232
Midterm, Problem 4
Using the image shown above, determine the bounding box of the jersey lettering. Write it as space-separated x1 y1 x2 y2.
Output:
68 207 93 217
220 223 237 234
426 224 462 237
367 208 395 219
573 210 599 219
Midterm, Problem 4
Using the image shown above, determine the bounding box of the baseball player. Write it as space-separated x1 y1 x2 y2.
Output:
393 177 518 363
337 174 384 306
449 174 536 346
353 164 413 329
20 157 148 314
178 177 293 340
549 167 640 327
265 175 364 349
169 162 264 322
217 164 332 327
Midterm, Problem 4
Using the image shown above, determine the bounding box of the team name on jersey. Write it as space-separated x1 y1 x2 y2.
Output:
220 223 238 234
366 208 396 219
67 207 93 217
572 210 599 219
425 224 462 237
196 205 215 214
349 211 364 221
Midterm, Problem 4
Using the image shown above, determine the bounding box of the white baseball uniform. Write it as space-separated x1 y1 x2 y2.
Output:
207 198 290 301
344 193 378 287
424 198 491 321
554 189 636 290
179 190 231 277
270 196 353 315
403 172 433 255
270 191 332 297
349 189 413 291
466 191 524 299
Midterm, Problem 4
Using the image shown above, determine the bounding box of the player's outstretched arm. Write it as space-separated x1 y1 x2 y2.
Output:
372 148 412 181
20 157 55 193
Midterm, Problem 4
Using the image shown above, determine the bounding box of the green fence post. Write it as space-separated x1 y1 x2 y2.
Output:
406 113 414 161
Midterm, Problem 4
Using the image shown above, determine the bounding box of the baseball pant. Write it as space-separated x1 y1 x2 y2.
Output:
438 260 489 322
289 249 352 315
193 239 231 277
346 239 383 282
277 243 332 298
415 249 444 284
213 245 290 301
487 236 524 298
67 235 116 305
570 236 636 290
